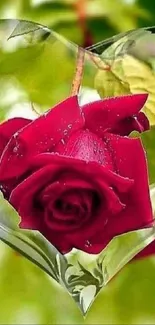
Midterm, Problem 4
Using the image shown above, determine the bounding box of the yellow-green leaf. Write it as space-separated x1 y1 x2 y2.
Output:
95 54 155 125
94 68 130 98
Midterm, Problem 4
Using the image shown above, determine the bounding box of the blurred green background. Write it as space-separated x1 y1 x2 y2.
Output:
0 0 155 324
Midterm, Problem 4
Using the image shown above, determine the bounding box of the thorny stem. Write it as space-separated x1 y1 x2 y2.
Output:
71 46 85 96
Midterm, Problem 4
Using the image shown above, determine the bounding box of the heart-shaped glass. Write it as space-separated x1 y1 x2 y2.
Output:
0 19 155 315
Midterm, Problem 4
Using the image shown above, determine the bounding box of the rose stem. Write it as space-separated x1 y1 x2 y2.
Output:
71 0 90 97
71 0 111 97
71 46 85 96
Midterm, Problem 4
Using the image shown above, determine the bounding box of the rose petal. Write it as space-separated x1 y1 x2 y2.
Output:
41 176 94 205
10 153 133 254
111 112 150 136
0 96 84 181
33 135 152 255
95 134 153 244
31 153 134 193
83 93 149 136
136 111 150 131
57 129 114 170
0 117 31 157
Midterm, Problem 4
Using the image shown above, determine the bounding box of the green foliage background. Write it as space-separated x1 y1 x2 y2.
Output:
0 0 155 324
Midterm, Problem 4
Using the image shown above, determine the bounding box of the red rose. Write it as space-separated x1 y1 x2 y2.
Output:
0 94 153 254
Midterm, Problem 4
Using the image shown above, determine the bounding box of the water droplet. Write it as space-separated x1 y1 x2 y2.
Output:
13 132 18 139
94 141 97 146
63 130 68 136
85 240 92 247
117 114 120 117
13 146 18 153
61 139 65 145
99 149 103 153
93 148 97 154
68 124 72 129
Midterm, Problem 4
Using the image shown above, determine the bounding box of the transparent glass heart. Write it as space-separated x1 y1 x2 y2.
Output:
0 20 155 315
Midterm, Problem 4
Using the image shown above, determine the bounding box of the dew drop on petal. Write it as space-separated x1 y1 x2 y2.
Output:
13 132 19 139
85 240 92 248
61 138 65 145
13 146 18 153
63 130 68 135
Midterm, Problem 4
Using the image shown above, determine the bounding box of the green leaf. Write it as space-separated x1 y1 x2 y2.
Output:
95 54 155 125
94 28 155 125
94 68 130 98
